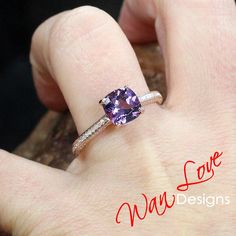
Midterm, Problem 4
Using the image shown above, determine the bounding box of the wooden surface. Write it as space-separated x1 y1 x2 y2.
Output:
1 44 166 235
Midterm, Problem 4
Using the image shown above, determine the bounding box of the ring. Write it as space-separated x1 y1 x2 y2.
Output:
72 86 163 156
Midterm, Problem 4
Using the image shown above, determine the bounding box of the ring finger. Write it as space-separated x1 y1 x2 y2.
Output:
30 6 162 171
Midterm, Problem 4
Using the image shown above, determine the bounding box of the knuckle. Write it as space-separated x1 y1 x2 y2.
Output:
49 6 113 49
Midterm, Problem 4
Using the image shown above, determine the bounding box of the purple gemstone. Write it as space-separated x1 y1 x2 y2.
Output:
101 87 141 125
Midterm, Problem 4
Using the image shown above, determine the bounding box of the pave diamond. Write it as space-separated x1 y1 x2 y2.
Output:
101 87 141 125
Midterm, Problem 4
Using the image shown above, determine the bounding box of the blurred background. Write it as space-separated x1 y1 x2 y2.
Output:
0 0 123 151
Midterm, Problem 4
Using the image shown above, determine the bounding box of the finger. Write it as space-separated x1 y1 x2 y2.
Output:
30 6 161 163
118 0 157 43
30 12 68 112
119 0 236 110
0 149 71 233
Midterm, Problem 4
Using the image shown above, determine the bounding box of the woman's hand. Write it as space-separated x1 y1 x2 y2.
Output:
0 0 235 235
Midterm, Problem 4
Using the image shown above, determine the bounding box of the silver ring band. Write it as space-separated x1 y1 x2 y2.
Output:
72 90 163 156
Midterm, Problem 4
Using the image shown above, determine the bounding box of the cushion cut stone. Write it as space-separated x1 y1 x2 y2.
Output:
101 87 141 126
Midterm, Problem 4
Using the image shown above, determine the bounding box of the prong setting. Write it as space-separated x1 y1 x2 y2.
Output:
99 98 107 105
139 107 145 114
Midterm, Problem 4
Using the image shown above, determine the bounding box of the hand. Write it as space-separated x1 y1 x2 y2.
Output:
0 1 235 235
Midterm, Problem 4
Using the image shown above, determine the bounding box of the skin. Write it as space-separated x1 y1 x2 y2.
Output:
0 0 235 235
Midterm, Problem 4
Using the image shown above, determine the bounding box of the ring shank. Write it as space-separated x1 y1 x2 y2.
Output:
72 91 163 156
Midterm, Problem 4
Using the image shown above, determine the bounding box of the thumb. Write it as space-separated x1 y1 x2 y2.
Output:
0 149 71 234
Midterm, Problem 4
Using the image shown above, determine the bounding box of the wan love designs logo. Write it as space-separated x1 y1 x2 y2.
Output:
116 151 227 227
